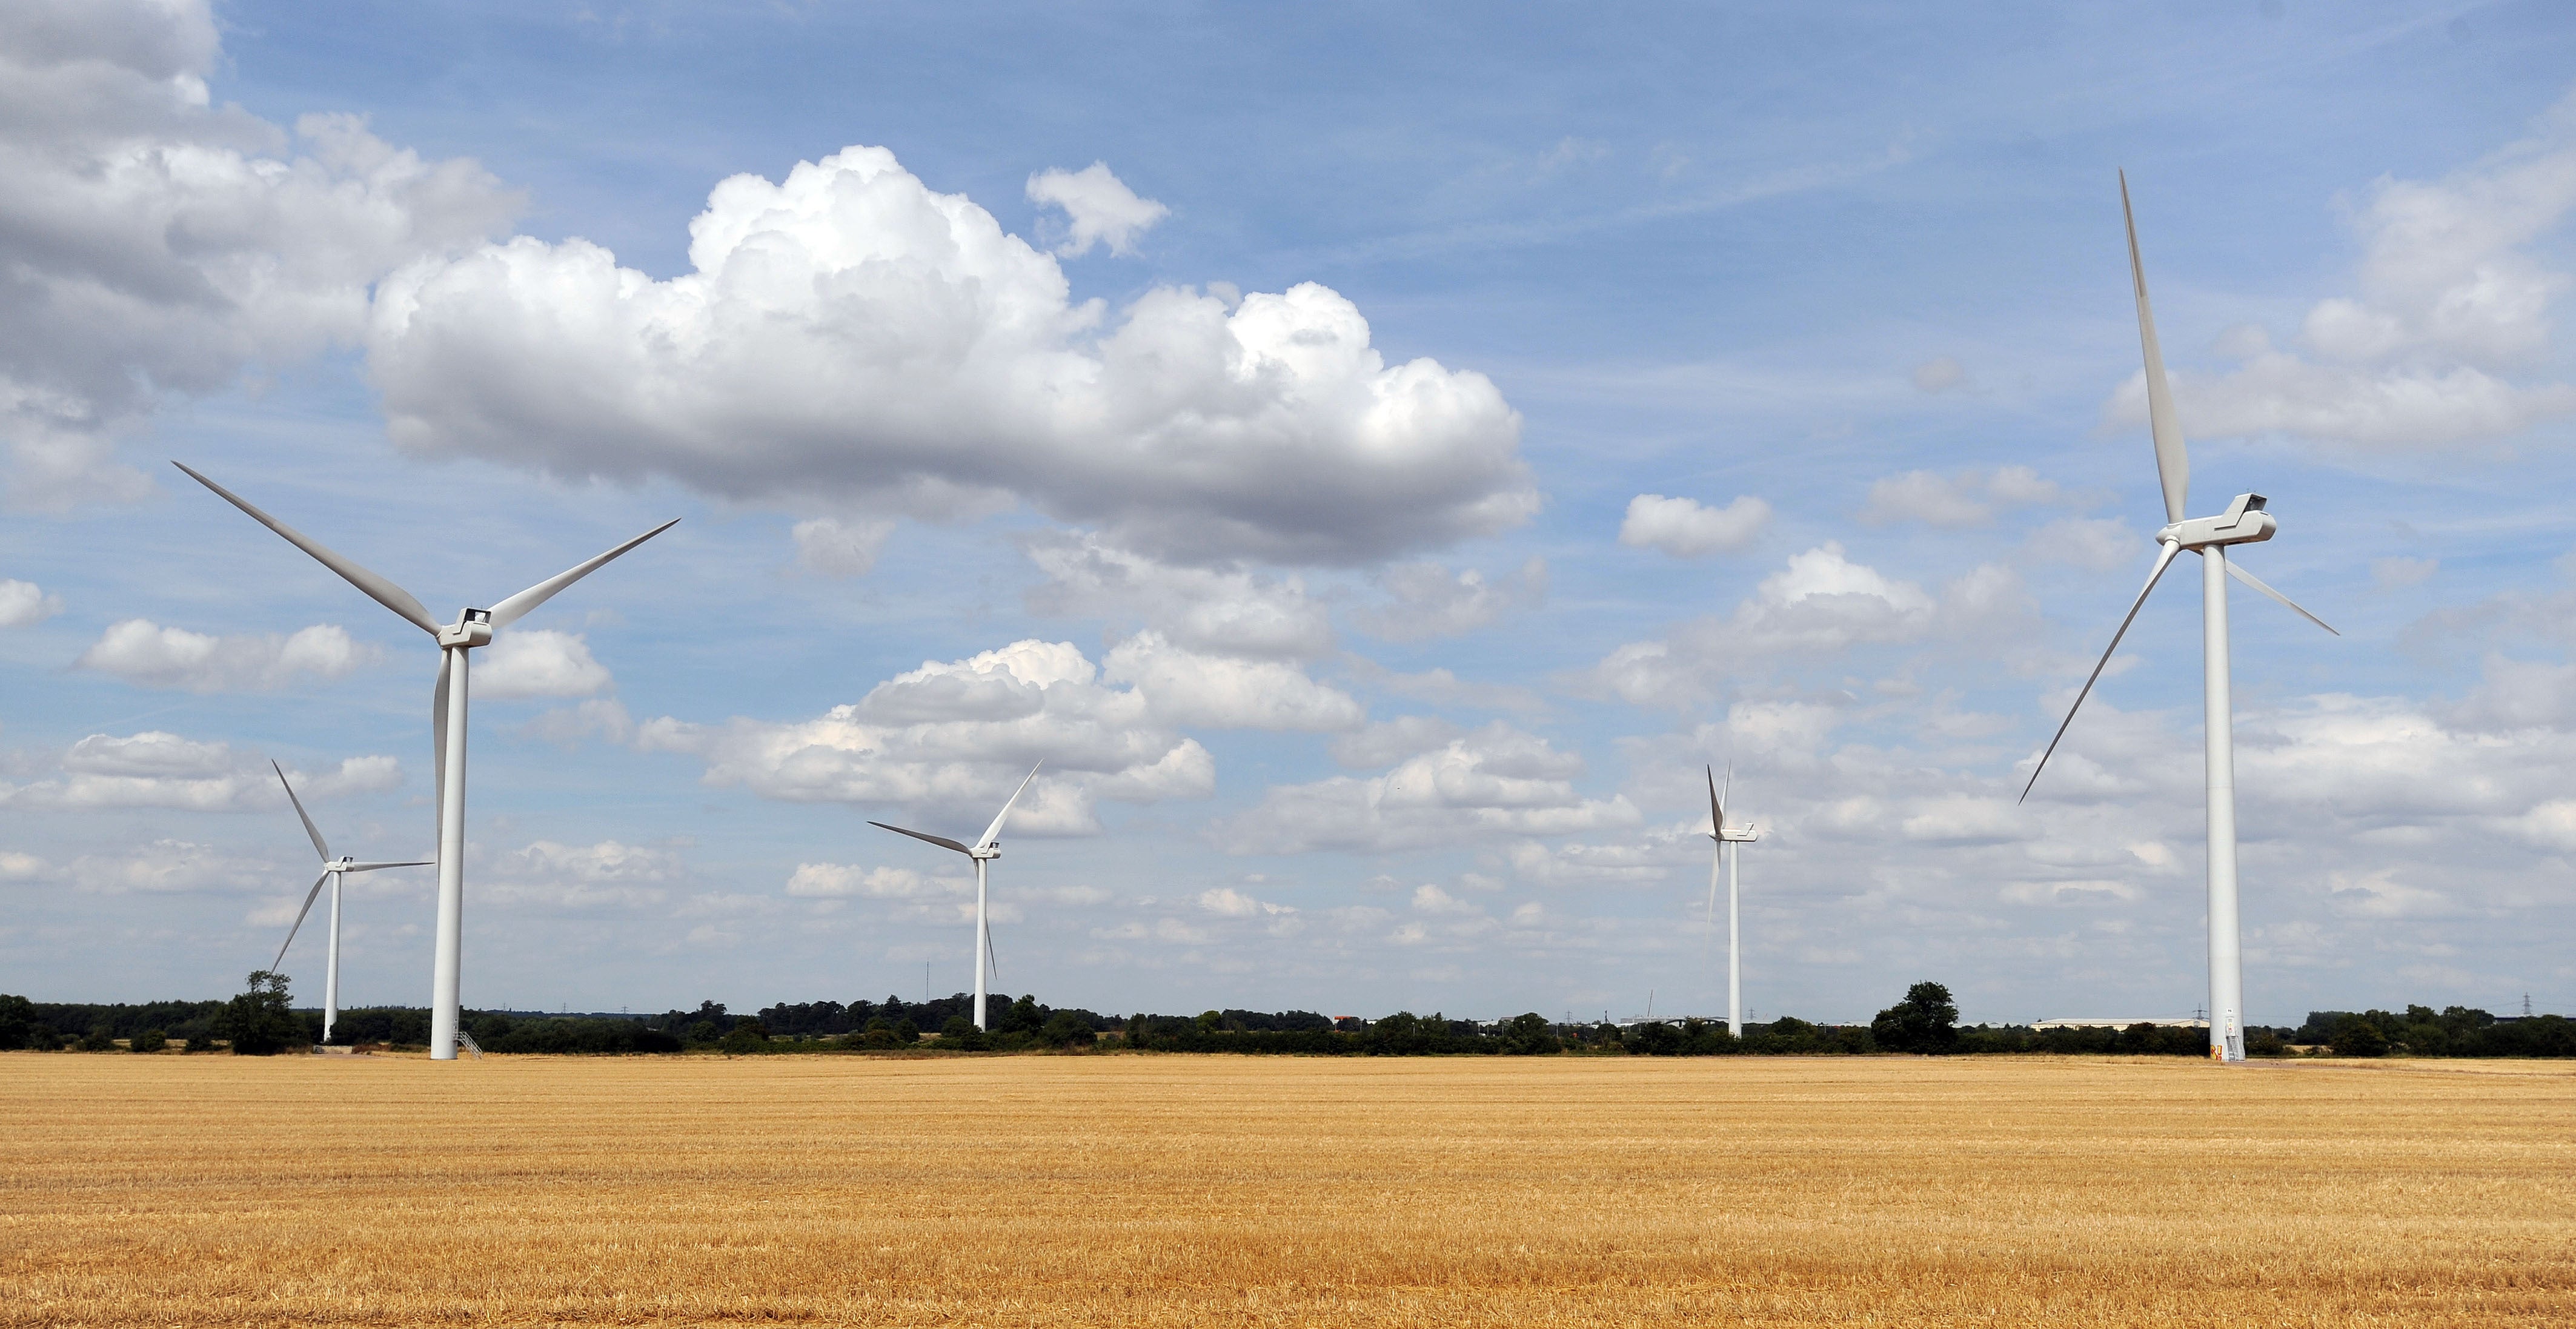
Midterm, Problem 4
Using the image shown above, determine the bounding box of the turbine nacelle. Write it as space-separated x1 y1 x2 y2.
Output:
436 609 494 649
2159 494 2276 551
1715 827 1761 844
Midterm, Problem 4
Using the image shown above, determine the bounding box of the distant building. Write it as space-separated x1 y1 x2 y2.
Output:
2032 1017 2209 1030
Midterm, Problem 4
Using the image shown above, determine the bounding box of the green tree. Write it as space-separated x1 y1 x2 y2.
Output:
129 1027 165 1053
216 972 304 1055
78 1026 120 1052
1040 1011 1096 1047
938 1015 986 1050
0 995 32 1050
719 1021 771 1055
2331 1016 2389 1058
1497 1013 1561 1055
1000 996 1045 1036
1870 981 1960 1055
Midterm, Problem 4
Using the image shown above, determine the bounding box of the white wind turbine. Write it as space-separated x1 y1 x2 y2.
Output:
1702 766 1761 1038
870 763 1043 1032
2018 176 2339 1063
177 463 677 1061
266 761 430 1043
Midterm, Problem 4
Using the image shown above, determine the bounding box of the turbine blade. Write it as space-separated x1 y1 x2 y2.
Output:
2021 539 2184 803
173 463 440 635
1706 843 1722 929
983 913 999 983
870 821 974 857
975 761 1043 851
2120 173 2190 525
1706 764 1724 837
2225 558 2340 636
272 760 330 862
271 870 333 972
343 860 434 872
486 519 680 629
431 652 451 826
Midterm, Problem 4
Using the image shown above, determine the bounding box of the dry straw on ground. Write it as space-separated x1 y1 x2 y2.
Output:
6 1052 2572 1325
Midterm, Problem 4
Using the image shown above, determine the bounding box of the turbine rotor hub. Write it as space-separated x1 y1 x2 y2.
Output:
436 608 494 648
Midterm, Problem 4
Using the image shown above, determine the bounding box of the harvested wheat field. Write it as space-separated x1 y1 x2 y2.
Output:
6 1053 2574 1326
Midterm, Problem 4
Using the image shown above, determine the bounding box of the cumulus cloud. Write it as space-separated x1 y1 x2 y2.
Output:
1618 494 1770 557
476 629 612 698
786 863 960 898
0 0 515 506
1330 715 1462 770
1101 631 1364 732
1350 557 1547 641
0 731 400 810
1221 723 1638 854
0 578 61 627
74 619 377 692
2105 95 2576 451
791 516 895 578
1198 886 1294 917
366 145 1532 564
640 638 1213 832
484 838 683 910
1026 161 1169 257
1861 465 2062 528
1583 544 2020 708
1024 531 1332 660
70 838 272 894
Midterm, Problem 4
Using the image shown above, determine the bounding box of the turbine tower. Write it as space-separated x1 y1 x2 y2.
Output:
870 763 1042 1032
177 463 676 1061
2019 176 2338 1062
1703 766 1760 1038
266 761 429 1043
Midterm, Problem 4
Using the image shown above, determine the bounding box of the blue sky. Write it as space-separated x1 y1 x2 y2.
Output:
5 0 2575 1024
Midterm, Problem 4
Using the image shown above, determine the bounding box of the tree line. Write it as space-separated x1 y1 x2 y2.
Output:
7 978 2569 1059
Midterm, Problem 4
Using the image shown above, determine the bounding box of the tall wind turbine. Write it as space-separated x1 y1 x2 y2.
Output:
870 763 1042 1031
176 463 677 1061
1703 766 1760 1038
267 761 429 1043
2018 176 2339 1063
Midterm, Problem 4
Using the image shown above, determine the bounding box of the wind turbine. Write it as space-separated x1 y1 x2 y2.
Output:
2018 176 2339 1063
869 763 1042 1032
176 462 677 1061
1703 766 1760 1038
266 761 429 1043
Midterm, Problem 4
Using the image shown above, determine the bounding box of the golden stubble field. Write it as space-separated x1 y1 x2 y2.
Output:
6 1053 2574 1327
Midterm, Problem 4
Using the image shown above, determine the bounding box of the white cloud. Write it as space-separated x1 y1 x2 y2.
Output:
476 629 612 699
1025 161 1169 257
0 579 61 627
1330 716 1462 770
1198 886 1293 917
74 618 377 692
641 638 1213 830
70 838 273 895
1618 493 1770 557
0 731 400 811
0 850 47 881
1221 723 1638 853
366 145 1532 564
1861 465 2063 528
1101 631 1364 732
1351 558 1547 641
2025 517 2140 573
1582 543 2008 708
791 516 895 578
2104 95 2576 451
484 838 683 910
785 863 958 899
1024 532 1332 660
523 697 636 747
0 0 515 506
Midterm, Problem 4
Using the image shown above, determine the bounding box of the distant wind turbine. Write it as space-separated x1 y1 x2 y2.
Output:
2017 176 2339 1063
267 761 429 1043
871 763 1042 1031
1704 766 1760 1038
177 462 677 1061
